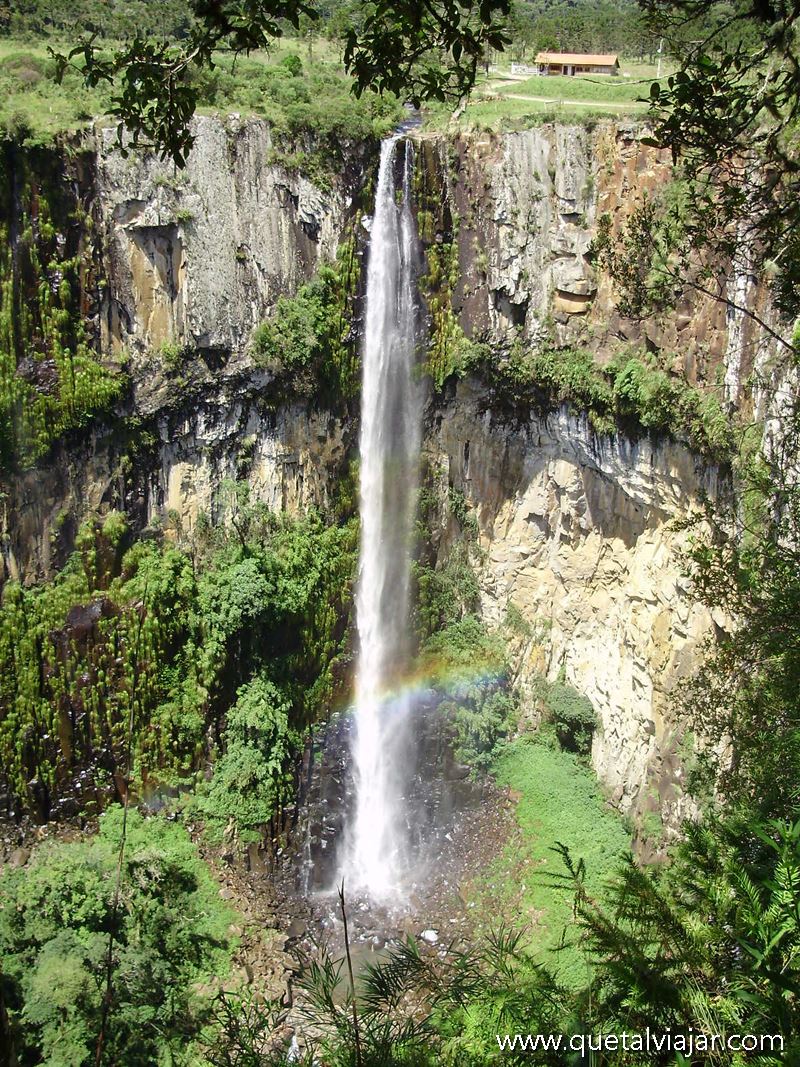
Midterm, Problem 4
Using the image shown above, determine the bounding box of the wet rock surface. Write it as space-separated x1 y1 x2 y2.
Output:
273 695 517 969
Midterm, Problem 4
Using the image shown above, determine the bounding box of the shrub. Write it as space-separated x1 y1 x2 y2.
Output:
252 281 328 372
0 203 127 472
199 676 300 836
413 542 481 641
422 614 506 677
422 615 516 771
280 53 303 77
444 686 518 770
541 676 597 756
0 808 236 1065
250 252 360 402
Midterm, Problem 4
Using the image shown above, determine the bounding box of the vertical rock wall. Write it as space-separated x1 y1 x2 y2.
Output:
2 116 367 581
421 121 780 411
415 121 787 834
424 382 723 835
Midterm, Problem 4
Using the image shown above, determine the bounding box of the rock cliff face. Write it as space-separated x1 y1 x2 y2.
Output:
412 120 784 834
2 115 363 580
423 121 777 411
424 382 723 839
2 398 347 582
96 116 363 382
1 116 789 830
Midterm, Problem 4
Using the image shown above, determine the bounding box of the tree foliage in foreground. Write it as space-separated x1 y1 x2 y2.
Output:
564 816 800 1065
0 808 236 1066
681 410 800 822
285 924 568 1066
51 0 510 165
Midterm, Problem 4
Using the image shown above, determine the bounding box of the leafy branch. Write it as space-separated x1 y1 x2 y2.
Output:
51 0 511 165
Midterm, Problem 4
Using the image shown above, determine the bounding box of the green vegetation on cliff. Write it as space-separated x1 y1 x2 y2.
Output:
0 501 355 822
424 615 517 770
460 341 733 461
251 240 361 404
0 160 126 470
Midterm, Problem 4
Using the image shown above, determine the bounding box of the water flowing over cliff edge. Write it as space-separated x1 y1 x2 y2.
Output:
0 115 789 838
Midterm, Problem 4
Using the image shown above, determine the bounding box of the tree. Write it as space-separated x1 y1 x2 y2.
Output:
201 675 299 835
53 0 511 165
595 0 800 345
556 815 800 1065
0 808 235 1065
679 412 800 822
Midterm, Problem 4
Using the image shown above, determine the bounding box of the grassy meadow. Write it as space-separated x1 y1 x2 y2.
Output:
474 738 631 988
511 72 651 103
0 36 400 145
0 33 661 144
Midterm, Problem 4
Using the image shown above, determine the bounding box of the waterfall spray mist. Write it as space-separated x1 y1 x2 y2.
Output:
348 134 421 901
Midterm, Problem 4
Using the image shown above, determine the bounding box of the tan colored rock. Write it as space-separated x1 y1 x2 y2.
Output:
425 379 723 824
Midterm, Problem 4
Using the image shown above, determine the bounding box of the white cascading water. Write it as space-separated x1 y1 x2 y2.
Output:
347 134 421 901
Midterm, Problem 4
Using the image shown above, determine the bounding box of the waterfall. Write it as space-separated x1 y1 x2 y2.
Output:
347 134 421 901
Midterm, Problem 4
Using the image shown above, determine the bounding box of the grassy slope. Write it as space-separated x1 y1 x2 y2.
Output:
0 40 110 140
436 95 645 132
475 739 631 988
511 73 650 103
0 36 399 145
424 67 653 130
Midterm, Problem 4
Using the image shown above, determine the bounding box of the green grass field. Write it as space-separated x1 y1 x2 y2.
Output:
473 738 632 988
0 36 402 146
0 41 111 141
0 34 657 146
512 72 651 103
417 63 656 130
424 94 646 133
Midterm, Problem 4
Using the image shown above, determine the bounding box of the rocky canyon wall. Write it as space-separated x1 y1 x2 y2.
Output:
1 115 789 829
424 382 724 841
2 115 365 580
420 121 779 414
412 120 784 835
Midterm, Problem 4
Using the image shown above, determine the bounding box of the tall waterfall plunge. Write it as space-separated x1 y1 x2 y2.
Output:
347 134 422 901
